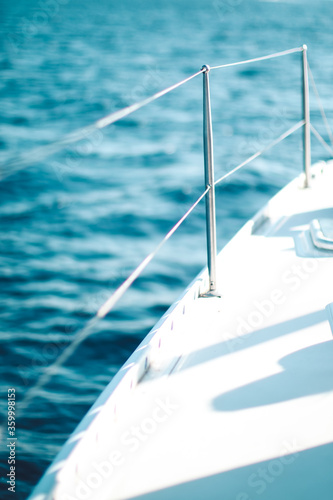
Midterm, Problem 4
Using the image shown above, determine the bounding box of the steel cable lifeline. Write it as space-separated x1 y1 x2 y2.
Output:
11 186 210 417
214 120 305 186
308 62 333 148
0 69 204 180
2 46 331 183
310 124 333 156
12 118 307 417
0 46 306 181
209 46 303 70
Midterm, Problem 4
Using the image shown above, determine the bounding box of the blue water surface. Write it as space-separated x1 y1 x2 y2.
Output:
0 0 332 498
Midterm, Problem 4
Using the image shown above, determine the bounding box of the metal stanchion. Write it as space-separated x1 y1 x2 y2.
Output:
302 45 311 187
201 65 220 297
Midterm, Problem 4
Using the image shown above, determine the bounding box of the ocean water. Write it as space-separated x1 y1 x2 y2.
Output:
0 0 332 498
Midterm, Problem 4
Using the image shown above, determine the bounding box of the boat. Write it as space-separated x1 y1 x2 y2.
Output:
26 46 333 499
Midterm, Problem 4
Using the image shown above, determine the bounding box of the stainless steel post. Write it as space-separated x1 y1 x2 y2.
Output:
302 44 311 188
201 65 219 297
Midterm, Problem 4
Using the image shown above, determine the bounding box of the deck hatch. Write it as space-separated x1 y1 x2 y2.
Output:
310 219 333 251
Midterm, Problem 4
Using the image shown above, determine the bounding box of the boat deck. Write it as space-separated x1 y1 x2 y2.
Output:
30 162 333 500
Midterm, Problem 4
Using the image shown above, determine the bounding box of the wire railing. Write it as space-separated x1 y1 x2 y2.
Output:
214 120 306 187
0 46 323 180
308 64 333 149
3 45 333 417
0 69 204 180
